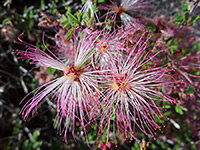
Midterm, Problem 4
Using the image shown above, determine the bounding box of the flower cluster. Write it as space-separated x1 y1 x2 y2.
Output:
16 0 180 148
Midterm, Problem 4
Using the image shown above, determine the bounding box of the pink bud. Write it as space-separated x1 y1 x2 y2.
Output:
188 37 195 44
98 143 105 149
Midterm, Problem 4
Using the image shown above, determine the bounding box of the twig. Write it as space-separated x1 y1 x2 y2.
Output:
0 100 15 113
189 0 200 16
0 69 20 81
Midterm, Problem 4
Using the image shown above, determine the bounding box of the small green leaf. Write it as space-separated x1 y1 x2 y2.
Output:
2 17 11 26
63 22 71 28
77 11 84 23
29 9 34 18
32 130 40 142
33 141 43 149
93 0 98 13
48 68 56 75
181 106 188 112
61 15 68 24
80 12 84 23
148 23 156 32
132 141 140 150
188 84 195 90
164 111 172 116
179 109 184 115
189 15 200 26
65 28 74 40
105 19 112 30
193 42 200 51
40 0 45 10
164 105 171 109
86 8 91 20
173 14 184 25
67 7 72 13
175 106 184 115
110 113 115 121
67 12 78 26
81 0 87 4
29 19 34 28
170 39 178 54
89 17 94 26
181 4 189 13
185 12 189 21
184 90 194 94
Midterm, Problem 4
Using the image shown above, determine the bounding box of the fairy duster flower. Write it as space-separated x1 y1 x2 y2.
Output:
98 33 176 143
93 29 126 69
16 30 104 143
103 0 151 29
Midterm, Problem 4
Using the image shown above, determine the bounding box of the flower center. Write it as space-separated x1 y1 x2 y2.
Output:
115 5 125 15
97 41 108 53
111 74 128 91
64 65 83 81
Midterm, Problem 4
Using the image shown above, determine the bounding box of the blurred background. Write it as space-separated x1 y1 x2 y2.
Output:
0 0 200 149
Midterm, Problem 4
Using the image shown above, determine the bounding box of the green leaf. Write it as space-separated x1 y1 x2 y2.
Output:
181 4 189 13
164 111 172 116
175 105 187 115
29 9 34 18
175 106 183 115
66 12 79 26
131 141 140 150
185 12 189 21
105 19 112 30
77 11 84 23
184 90 194 94
67 7 72 13
63 22 71 28
24 6 29 19
188 84 195 90
93 0 98 12
86 8 91 20
40 0 45 10
189 15 200 26
48 68 56 75
32 130 40 142
33 141 43 149
80 12 84 23
173 14 184 25
164 105 171 109
193 42 200 51
29 19 34 29
89 17 94 26
65 28 74 40
61 15 68 24
179 109 183 115
148 23 156 32
81 0 87 4
170 39 178 54
2 17 11 26
181 106 188 112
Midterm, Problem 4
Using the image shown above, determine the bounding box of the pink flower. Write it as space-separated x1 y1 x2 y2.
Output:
97 32 176 143
102 0 151 29
93 29 126 69
16 31 104 143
